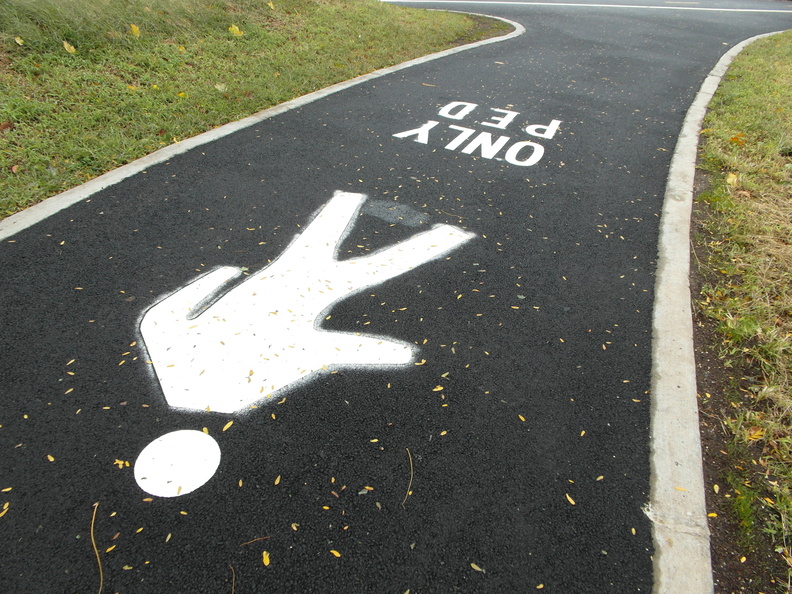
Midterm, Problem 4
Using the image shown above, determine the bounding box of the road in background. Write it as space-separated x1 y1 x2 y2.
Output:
1 1 790 591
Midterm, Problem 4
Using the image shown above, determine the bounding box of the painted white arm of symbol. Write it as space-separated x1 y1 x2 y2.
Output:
140 191 475 413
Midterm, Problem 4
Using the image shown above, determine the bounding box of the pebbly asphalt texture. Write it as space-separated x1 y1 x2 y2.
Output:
1 1 790 591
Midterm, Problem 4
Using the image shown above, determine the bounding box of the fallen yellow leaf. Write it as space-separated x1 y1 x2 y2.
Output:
262 551 270 566
470 562 485 572
62 40 76 54
565 493 576 505
746 426 764 441
330 550 341 557
228 24 244 36
129 23 140 38
222 420 234 432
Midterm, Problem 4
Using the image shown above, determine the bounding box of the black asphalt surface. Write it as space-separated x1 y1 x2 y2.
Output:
2 1 790 591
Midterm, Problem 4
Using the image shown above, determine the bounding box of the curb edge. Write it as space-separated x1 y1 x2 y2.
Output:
649 29 787 594
0 14 524 241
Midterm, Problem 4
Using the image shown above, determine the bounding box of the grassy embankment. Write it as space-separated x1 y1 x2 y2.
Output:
695 30 792 584
0 0 509 218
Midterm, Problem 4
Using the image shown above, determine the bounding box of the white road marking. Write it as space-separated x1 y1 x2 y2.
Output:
140 191 475 414
134 430 221 497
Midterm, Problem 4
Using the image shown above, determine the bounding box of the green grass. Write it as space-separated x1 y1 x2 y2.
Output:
696 30 792 579
0 0 510 217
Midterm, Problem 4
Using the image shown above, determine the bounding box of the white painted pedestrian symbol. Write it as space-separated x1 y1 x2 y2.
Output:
134 190 475 497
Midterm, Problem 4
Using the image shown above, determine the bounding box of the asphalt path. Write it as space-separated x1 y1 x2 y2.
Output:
1 1 790 591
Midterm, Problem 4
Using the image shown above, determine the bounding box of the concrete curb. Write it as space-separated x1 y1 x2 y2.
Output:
390 0 792 14
0 15 524 241
648 30 786 594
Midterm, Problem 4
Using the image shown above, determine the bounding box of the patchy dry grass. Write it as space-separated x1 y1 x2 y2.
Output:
695 29 792 583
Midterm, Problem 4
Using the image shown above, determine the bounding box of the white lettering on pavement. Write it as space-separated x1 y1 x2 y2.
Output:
393 100 562 167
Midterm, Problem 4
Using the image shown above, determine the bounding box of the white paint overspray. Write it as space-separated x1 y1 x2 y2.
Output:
135 191 475 496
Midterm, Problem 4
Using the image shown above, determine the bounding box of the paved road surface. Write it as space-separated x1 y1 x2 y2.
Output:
1 1 790 591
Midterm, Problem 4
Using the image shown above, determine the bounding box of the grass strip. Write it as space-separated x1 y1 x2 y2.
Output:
0 0 510 217
695 30 792 583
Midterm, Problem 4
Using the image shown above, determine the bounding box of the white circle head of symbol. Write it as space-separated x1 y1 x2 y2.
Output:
134 429 221 497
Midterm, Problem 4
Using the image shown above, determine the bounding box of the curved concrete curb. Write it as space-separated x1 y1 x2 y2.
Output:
389 0 792 15
0 14 524 241
648 30 786 594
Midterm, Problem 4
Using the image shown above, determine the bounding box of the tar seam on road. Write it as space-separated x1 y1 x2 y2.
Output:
0 14 525 242
648 30 785 594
